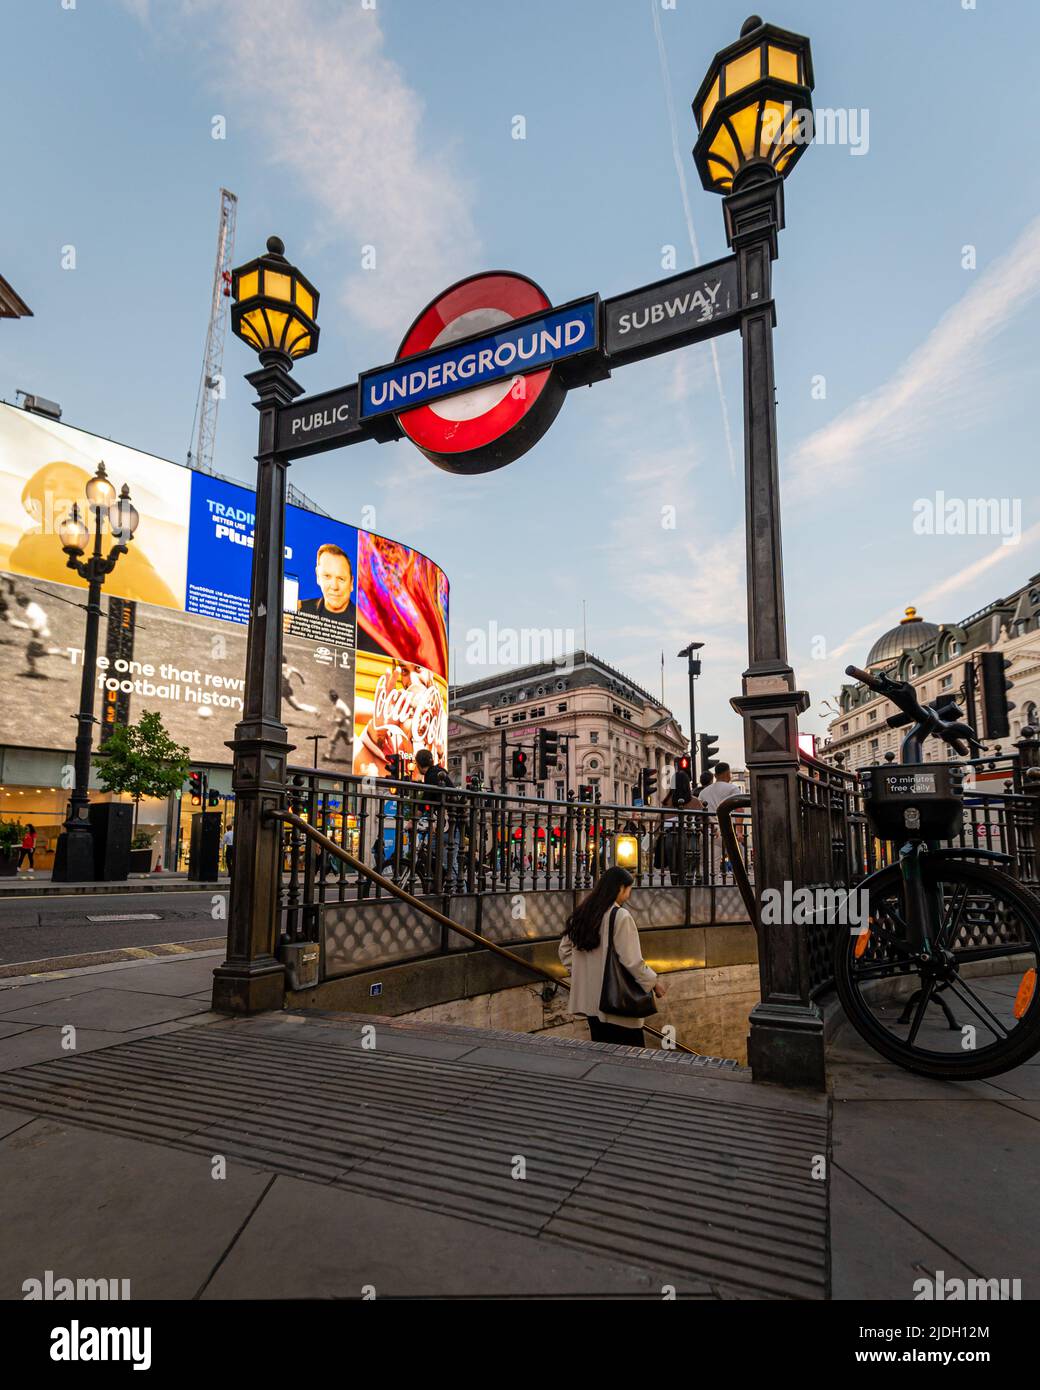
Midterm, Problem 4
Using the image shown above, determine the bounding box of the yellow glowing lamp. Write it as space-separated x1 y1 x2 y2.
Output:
615 833 639 869
231 236 320 361
692 14 814 195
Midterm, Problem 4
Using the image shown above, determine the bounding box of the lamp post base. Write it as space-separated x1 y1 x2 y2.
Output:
211 959 285 1015
747 1000 825 1090
50 827 96 884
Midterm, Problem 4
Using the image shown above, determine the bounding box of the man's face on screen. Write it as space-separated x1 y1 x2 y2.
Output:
315 552 352 612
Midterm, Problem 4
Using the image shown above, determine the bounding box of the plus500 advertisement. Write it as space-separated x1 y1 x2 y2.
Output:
0 404 449 778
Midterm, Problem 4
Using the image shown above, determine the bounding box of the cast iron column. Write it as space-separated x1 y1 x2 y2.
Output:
212 354 303 1013
725 167 823 1089
53 521 105 882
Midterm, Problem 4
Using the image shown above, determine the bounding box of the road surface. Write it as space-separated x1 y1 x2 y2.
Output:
0 890 227 972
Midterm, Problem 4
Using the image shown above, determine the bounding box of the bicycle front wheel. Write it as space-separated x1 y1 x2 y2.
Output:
834 859 1040 1080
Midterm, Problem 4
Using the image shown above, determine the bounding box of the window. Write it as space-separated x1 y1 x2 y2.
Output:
868 710 877 723
870 738 879 753
554 781 565 800
590 731 599 744
557 702 568 712
940 675 953 689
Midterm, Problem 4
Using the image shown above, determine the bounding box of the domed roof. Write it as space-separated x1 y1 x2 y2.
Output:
865 606 940 670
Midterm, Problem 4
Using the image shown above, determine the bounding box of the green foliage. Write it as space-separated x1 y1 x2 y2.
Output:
131 830 154 850
96 711 191 825
0 820 25 851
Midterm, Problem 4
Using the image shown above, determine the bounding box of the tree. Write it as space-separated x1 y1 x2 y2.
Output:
95 710 191 834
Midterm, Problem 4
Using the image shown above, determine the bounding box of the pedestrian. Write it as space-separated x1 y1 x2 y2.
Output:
17 823 37 877
696 763 742 876
414 748 460 887
696 762 738 813
221 824 234 876
558 866 665 1048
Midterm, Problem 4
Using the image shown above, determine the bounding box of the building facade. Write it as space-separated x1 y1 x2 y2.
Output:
448 650 688 804
821 575 1040 774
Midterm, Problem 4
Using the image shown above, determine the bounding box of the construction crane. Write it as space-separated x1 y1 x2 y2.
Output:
187 188 238 474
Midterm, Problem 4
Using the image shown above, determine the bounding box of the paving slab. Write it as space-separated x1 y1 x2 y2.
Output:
583 1060 826 1111
0 1026 159 1073
201 1172 712 1299
0 988 212 1033
0 1022 34 1040
829 1163 978 1300
456 1044 601 1077
832 1098 1040 1294
0 1117 271 1300
62 957 220 997
0 1106 35 1141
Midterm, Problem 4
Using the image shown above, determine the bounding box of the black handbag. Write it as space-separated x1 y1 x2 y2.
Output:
599 905 657 1019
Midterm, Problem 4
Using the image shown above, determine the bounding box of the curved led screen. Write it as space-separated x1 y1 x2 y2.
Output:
0 402 449 779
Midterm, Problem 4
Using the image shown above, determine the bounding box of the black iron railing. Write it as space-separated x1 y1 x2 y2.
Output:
273 768 752 955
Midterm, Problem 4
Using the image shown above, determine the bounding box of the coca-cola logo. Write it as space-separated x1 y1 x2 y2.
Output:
372 671 413 733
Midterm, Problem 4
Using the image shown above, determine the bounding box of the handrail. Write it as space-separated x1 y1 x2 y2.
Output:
716 795 756 926
269 807 698 1055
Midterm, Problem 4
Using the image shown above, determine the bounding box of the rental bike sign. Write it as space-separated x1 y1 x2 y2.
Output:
277 255 744 472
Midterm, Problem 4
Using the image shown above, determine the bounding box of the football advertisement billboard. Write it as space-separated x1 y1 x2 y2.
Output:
0 403 448 778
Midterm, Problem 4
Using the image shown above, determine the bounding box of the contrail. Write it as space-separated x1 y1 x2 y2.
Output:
650 0 738 478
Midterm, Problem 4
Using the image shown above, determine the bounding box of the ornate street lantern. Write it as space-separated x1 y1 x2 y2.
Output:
231 235 320 362
615 833 639 869
692 14 814 195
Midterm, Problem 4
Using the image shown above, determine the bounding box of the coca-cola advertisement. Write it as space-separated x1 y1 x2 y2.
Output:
352 651 448 780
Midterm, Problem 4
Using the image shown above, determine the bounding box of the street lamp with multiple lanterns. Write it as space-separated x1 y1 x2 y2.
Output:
51 462 139 883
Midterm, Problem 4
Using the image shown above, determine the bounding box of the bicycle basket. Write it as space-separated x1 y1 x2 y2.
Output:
859 762 966 841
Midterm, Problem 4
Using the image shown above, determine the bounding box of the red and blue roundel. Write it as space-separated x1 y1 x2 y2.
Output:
394 271 567 475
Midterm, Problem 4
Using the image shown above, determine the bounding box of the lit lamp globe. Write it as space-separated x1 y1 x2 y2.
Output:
84 460 117 510
59 504 89 556
230 236 320 364
692 14 815 195
615 833 639 869
109 484 139 542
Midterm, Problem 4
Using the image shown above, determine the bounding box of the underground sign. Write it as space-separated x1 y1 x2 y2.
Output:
360 272 597 475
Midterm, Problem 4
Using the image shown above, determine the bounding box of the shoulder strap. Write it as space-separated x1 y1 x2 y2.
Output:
606 904 619 943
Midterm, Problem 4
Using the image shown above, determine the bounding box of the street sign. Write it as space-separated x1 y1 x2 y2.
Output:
276 383 364 459
360 272 598 474
603 255 739 365
278 257 740 471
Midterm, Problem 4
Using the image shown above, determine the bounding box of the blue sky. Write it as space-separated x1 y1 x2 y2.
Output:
3 0 1038 764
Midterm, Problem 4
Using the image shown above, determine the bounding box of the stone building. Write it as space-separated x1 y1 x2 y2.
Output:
821 575 1040 774
447 650 688 803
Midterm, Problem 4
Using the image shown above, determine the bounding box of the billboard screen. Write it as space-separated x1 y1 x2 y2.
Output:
0 403 448 779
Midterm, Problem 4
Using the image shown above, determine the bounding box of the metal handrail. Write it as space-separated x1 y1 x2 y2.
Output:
268 807 698 1055
717 795 756 925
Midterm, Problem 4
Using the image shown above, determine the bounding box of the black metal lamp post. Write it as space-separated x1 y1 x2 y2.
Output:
693 16 823 1087
211 236 320 1014
677 641 704 759
52 464 139 883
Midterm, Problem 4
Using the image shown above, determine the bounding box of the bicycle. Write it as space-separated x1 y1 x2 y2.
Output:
834 664 1040 1080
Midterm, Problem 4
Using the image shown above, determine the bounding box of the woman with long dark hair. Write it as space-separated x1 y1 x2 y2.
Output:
558 866 665 1047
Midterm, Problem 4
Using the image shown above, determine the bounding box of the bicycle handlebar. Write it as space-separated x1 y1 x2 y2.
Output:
844 664 981 759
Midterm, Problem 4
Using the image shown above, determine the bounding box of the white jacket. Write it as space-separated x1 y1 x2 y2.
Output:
558 905 658 1029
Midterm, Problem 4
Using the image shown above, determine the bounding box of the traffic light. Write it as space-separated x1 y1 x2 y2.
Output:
466 773 484 791
511 748 528 779
674 754 693 805
386 754 405 781
578 784 594 802
698 733 720 780
537 728 560 779
979 651 1014 740
188 772 202 807
207 789 221 808
639 767 657 802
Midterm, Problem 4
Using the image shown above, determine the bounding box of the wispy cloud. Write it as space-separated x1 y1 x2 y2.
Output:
788 214 1040 499
123 0 480 335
